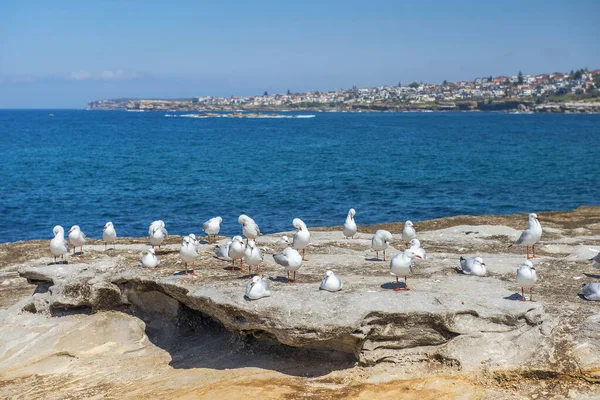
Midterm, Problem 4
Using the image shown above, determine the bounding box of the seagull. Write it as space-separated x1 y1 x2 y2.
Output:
343 208 357 239
509 213 542 259
203 216 222 244
238 214 261 244
408 238 427 260
50 225 69 263
589 251 600 269
245 275 271 300
228 235 245 271
459 256 487 276
102 222 117 250
273 247 303 283
402 220 417 247
244 239 263 275
149 220 168 249
140 247 160 268
516 260 537 301
320 270 343 292
371 230 393 261
148 220 165 236
214 240 232 260
292 218 310 261
581 283 600 301
390 249 422 290
68 225 86 255
280 235 291 245
180 235 199 275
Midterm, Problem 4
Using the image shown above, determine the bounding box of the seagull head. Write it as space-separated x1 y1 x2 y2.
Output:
475 256 485 266
251 275 261 286
325 270 334 277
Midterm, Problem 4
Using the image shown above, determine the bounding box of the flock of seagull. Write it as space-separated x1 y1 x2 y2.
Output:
48 210 600 302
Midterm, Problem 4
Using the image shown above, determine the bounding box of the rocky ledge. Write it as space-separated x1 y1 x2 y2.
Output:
1 206 600 398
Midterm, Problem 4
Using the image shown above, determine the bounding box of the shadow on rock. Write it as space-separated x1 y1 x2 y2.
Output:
137 298 354 377
381 281 409 290
503 293 524 301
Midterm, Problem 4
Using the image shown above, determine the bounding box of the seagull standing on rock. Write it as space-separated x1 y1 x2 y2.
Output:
148 220 168 249
68 225 86 255
320 270 343 292
408 238 427 260
273 247 303 283
371 230 393 261
228 236 245 271
245 276 271 300
244 239 263 275
390 249 421 290
343 208 357 239
50 225 69 263
509 213 542 259
402 221 417 247
102 222 117 250
180 235 199 275
459 256 487 276
292 218 310 261
238 214 261 244
140 247 160 268
516 260 537 301
203 216 222 244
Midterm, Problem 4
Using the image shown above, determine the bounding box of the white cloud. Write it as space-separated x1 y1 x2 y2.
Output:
71 70 92 80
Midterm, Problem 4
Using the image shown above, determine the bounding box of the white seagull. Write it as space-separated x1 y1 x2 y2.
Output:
371 230 393 261
509 213 542 259
516 260 537 301
228 235 245 271
149 220 168 249
582 283 600 301
180 235 199 275
244 239 263 275
273 247 303 283
214 239 232 260
343 208 357 239
245 275 271 300
390 249 422 290
320 270 343 292
408 238 427 260
459 256 487 276
402 220 417 247
292 218 310 261
203 216 222 244
589 251 600 269
50 225 69 264
140 247 160 268
102 222 117 250
238 214 261 243
68 225 86 255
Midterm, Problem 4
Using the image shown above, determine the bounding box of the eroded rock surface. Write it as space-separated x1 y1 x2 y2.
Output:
1 206 599 399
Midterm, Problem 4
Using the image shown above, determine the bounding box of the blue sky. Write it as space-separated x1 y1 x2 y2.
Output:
1 0 599 108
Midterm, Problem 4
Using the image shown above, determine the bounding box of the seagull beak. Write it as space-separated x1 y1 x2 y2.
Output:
482 263 486 266
416 255 422 259
251 281 255 285
531 267 536 270
68 229 73 233
104 225 107 229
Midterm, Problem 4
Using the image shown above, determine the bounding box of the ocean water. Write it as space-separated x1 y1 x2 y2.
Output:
0 110 598 243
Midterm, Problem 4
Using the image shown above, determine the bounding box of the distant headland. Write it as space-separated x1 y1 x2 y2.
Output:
88 68 600 113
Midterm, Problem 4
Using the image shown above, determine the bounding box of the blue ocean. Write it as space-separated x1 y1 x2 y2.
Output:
1 110 598 243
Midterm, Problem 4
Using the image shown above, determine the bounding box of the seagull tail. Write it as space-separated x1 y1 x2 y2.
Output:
460 256 465 261
508 243 515 248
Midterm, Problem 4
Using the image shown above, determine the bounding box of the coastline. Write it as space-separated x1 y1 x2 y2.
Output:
1 206 599 398
87 99 600 114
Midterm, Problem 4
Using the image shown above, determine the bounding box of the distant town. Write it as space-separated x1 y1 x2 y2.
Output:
88 68 600 113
